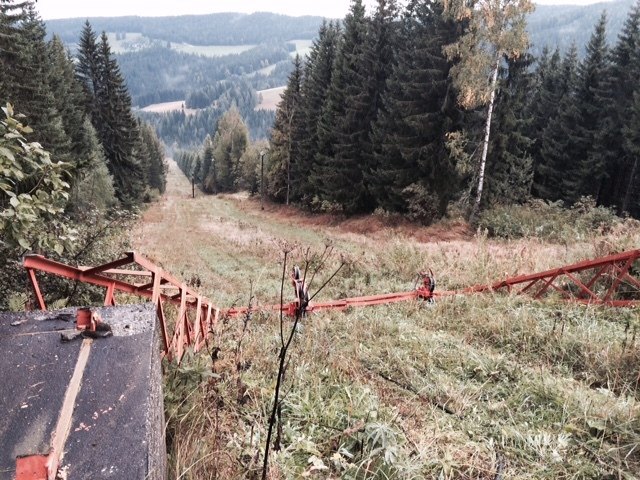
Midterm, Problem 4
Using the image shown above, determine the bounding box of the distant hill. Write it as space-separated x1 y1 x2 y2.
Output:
46 1 637 56
528 0 636 54
43 1 639 145
45 12 324 46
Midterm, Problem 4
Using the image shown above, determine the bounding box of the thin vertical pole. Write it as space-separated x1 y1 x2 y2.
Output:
261 151 265 210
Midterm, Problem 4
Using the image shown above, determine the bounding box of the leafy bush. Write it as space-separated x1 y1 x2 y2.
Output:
310 195 344 214
0 104 72 252
478 197 621 242
401 183 440 224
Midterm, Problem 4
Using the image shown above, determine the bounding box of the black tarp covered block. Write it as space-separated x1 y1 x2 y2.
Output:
0 303 166 480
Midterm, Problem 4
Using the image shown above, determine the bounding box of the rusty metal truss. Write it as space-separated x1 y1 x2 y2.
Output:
460 249 640 307
24 252 219 361
22 249 640 363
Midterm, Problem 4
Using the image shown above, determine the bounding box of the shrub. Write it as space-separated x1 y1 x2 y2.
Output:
401 183 440 224
478 197 622 242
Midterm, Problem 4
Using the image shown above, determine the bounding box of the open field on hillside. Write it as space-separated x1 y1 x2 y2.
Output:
105 32 257 56
133 160 640 479
171 43 256 57
288 39 314 57
256 86 286 111
139 100 199 115
105 31 151 53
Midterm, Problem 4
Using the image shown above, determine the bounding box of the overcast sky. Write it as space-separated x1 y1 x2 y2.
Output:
37 0 616 20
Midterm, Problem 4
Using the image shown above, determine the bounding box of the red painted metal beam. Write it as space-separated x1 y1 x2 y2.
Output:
465 249 640 293
80 253 134 276
22 249 640 362
26 268 46 311
458 250 640 306
23 255 210 311
24 255 145 296
23 253 218 363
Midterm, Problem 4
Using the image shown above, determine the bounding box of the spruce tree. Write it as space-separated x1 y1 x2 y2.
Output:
536 44 580 202
69 119 117 213
326 0 398 213
76 21 101 115
267 55 303 203
309 0 370 212
137 121 167 194
370 0 464 221
485 54 535 205
9 5 70 162
620 16 640 215
530 48 563 198
0 0 29 98
600 1 640 213
622 88 640 216
92 31 145 205
297 21 340 205
569 12 611 202
48 35 94 171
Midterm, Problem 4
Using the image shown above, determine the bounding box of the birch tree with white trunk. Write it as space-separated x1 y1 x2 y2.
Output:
443 0 534 218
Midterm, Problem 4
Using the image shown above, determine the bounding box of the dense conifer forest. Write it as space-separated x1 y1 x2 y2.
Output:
43 1 638 149
45 13 323 145
0 0 167 309
46 12 325 46
179 0 640 222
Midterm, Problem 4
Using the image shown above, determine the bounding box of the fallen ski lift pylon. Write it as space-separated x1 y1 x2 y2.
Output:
23 249 640 362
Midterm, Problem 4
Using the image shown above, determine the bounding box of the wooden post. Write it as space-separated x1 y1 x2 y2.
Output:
260 151 265 210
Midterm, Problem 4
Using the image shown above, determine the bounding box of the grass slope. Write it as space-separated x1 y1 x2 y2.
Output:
133 160 640 479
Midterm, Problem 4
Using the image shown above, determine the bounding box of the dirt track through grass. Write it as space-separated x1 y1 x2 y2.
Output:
134 160 640 479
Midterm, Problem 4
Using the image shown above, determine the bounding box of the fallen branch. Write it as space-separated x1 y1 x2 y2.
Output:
365 365 459 417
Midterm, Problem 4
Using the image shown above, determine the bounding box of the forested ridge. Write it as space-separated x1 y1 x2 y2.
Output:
41 1 638 149
46 12 325 46
0 0 167 309
178 0 640 224
528 0 636 54
44 2 636 55
118 44 291 107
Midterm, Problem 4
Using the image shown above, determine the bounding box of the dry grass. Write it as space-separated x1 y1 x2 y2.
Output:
132 160 640 479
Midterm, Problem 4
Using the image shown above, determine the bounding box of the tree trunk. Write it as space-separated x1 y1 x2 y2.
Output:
621 156 639 214
472 57 500 219
286 110 294 206
286 147 291 206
